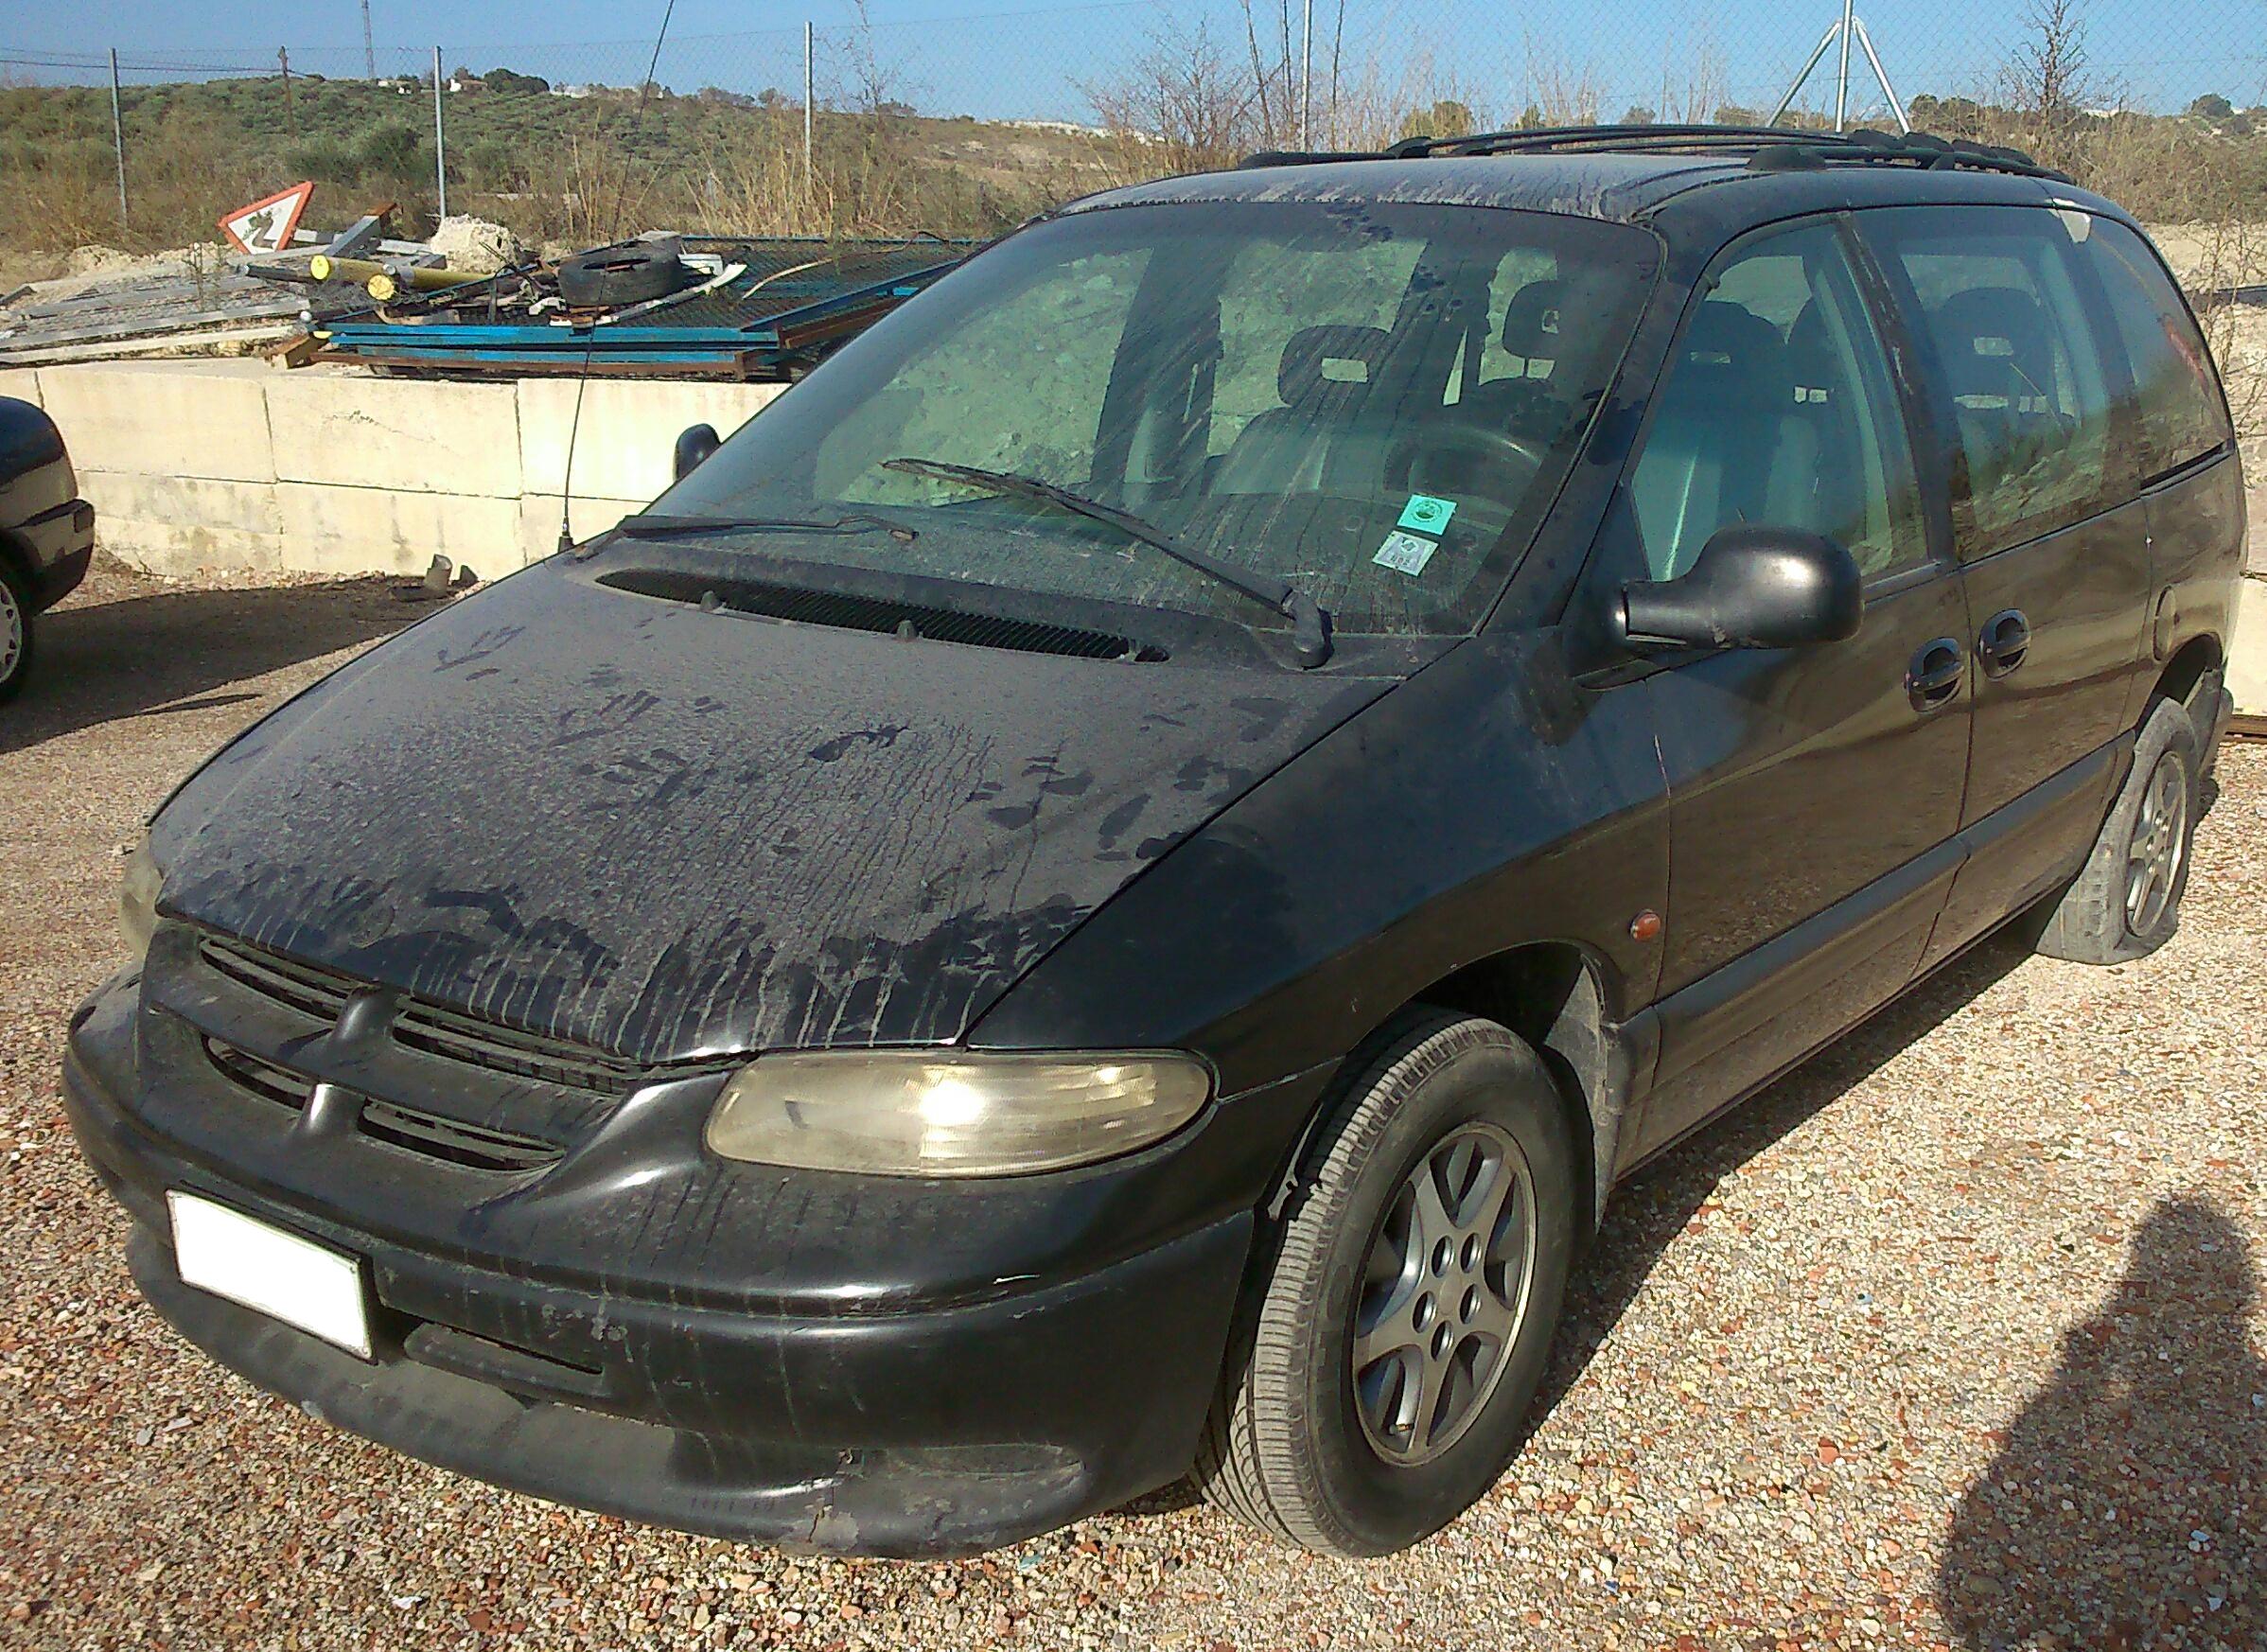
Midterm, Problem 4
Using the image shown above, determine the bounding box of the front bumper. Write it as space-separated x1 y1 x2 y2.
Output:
65 962 1315 1555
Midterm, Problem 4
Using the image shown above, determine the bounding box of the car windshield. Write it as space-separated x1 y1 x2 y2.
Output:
649 199 1660 637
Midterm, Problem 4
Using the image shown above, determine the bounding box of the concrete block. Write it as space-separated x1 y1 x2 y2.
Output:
0 368 40 409
517 493 644 568
276 482 519 577
38 360 276 483
2230 577 2267 715
517 378 783 503
79 471 281 536
269 372 520 498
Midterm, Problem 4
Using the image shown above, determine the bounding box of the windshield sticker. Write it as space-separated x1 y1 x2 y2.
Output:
1397 494 1458 535
1373 531 1438 576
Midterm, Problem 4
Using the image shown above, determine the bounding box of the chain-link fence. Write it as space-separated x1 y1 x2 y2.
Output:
3 0 2264 257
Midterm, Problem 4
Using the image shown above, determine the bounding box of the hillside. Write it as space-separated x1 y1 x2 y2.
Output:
0 72 1135 273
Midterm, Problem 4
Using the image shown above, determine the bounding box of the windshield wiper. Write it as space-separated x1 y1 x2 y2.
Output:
607 511 918 543
882 457 1332 667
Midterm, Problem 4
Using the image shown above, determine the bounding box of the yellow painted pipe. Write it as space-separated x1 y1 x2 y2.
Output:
308 254 461 293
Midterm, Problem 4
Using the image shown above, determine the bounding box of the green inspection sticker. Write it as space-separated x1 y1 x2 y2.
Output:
1397 494 1457 535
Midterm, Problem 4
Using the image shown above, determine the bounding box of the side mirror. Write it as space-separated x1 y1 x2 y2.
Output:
1618 526 1863 652
673 423 721 482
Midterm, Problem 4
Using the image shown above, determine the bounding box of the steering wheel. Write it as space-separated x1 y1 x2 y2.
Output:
1388 425 1552 501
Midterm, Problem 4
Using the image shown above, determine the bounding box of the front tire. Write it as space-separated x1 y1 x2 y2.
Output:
1196 1011 1578 1556
2035 695 2201 964
0 558 32 706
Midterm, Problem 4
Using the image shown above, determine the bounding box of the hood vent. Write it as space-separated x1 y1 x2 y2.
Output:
601 567 1169 662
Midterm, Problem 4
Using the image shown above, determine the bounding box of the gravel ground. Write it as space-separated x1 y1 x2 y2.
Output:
4 562 2262 1652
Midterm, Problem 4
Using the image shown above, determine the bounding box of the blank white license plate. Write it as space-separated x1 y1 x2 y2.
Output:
167 1191 372 1360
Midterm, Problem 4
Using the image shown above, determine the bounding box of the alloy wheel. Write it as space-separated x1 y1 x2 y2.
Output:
1350 1120 1538 1466
2124 749 2188 935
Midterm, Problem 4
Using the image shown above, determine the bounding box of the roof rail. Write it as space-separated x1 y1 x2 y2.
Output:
1746 127 2071 183
1238 123 2069 185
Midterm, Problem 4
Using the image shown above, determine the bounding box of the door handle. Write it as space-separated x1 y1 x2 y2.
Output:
1978 607 2031 678
1907 637 1964 712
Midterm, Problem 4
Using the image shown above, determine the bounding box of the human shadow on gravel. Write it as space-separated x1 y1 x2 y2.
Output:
0 573 421 755
1530 928 2038 1426
1938 1197 2266 1650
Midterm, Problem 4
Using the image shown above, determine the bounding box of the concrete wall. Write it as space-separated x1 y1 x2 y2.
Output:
3 360 784 581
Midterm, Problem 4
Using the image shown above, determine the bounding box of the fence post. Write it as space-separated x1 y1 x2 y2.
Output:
1300 0 1312 149
802 21 816 211
1833 0 1855 130
108 48 128 232
432 45 449 219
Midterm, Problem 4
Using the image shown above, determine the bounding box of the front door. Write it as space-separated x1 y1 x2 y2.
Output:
1605 215 1974 1162
1857 205 2158 964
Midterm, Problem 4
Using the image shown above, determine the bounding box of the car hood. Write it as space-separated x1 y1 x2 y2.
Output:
151 558 1386 1063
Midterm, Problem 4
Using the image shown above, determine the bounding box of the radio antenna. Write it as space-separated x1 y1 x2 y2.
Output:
558 0 679 554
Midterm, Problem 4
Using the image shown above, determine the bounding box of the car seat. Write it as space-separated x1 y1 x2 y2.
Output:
1213 325 1395 497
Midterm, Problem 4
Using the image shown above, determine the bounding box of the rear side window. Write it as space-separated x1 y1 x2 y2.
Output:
1626 220 1927 582
2080 217 2232 483
1866 206 2117 556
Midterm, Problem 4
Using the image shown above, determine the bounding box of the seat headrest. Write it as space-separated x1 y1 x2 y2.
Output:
1501 279 1568 362
1278 325 1391 408
1930 286 2057 400
1678 299 1784 372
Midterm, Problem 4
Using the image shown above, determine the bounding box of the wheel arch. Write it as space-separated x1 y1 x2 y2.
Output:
2153 633 2223 725
0 526 34 592
1412 941 1619 1240
1267 940 1635 1240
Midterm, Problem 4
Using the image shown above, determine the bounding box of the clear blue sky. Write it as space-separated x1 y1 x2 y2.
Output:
2 1 2257 121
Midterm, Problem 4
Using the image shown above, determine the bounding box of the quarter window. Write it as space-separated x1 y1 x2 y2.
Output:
1627 220 1926 583
1870 206 2117 554
2081 217 2231 483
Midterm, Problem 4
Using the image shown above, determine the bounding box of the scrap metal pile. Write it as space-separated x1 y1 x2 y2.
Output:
308 233 972 379
0 176 971 380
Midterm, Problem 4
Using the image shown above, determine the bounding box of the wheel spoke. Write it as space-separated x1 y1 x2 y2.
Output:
1353 1307 1425 1372
1409 1342 1454 1450
1461 1152 1518 1247
1408 1157 1456 1261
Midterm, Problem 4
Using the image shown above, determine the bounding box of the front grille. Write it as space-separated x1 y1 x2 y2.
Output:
195 933 657 1097
391 998 652 1095
202 1036 313 1110
359 1101 563 1173
198 937 347 1022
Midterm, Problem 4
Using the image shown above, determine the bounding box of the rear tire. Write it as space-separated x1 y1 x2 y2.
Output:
1195 1010 1578 1556
2034 695 2200 964
0 558 32 706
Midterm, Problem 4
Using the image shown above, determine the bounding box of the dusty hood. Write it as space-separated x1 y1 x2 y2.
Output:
151 558 1383 1063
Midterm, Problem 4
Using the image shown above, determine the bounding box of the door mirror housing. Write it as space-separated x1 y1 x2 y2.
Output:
1617 526 1864 653
673 423 722 482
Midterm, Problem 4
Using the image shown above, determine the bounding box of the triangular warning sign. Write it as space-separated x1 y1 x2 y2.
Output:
219 181 314 255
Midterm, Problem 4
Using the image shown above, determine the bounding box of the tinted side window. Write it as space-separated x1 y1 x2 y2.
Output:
1870 206 2116 554
2082 217 2232 482
1627 220 1926 582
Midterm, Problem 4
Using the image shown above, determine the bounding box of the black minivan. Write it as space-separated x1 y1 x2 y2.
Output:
66 128 2242 1558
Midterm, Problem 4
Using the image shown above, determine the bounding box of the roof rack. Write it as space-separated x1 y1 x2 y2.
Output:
1239 123 2070 185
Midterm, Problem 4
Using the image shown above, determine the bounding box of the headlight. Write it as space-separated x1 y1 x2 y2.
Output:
705 1051 1212 1177
118 835 164 967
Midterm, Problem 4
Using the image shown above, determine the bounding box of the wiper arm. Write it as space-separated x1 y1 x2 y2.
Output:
608 512 918 542
882 457 1332 667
